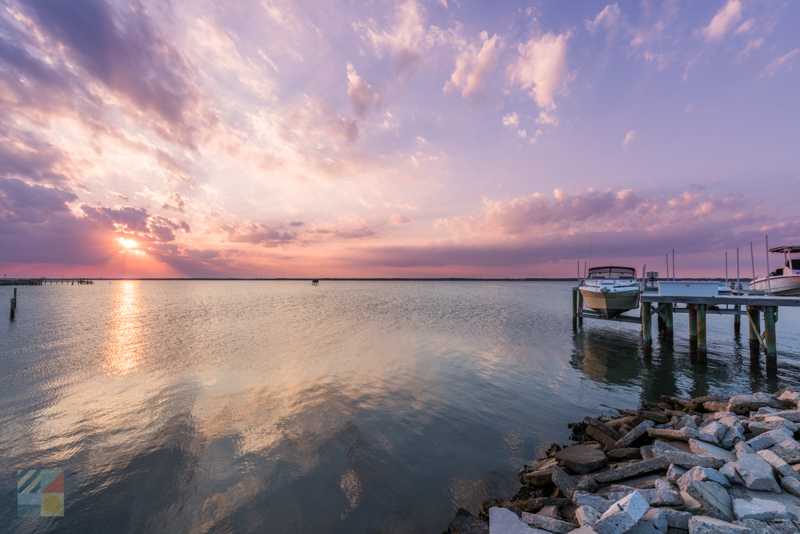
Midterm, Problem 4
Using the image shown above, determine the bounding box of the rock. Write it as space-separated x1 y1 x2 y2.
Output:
447 508 489 534
728 393 781 415
626 521 660 534
704 401 731 413
641 508 668 532
573 492 612 513
746 429 794 451
697 421 728 444
665 450 725 469
732 497 799 521
733 518 800 534
677 466 731 488
751 409 800 422
616 420 656 449
523 468 556 486
704 411 738 420
687 516 754 533
688 439 737 462
606 488 684 507
735 442 756 458
750 420 799 436
689 394 719 412
647 428 701 442
576 505 602 528
538 505 560 519
653 478 675 491
780 476 800 498
638 410 670 424
577 476 599 493
720 462 745 486
659 509 691 530
520 511 577 533
593 457 670 484
552 465 578 499
667 465 687 483
594 491 650 534
678 479 733 521
587 425 619 447
557 445 610 475
735 454 781 492
586 417 624 441
720 425 746 450
651 441 680 457
757 449 800 481
771 447 800 465
489 507 535 534
571 528 600 534
608 448 642 461
513 498 571 513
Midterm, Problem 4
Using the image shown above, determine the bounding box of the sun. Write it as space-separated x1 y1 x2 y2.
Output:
118 237 138 249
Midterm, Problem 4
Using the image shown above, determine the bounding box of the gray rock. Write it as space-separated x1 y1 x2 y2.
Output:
489 507 535 534
586 417 623 441
728 393 781 415
641 508 668 533
704 411 738 420
577 475 599 493
697 421 728 444
520 511 577 533
720 462 745 486
689 439 737 462
447 508 489 534
616 420 656 449
750 420 799 436
720 425 746 450
667 465 687 483
665 450 724 469
654 478 675 491
735 454 781 492
594 491 650 534
608 448 641 460
557 445 610 475
758 449 800 481
593 457 670 484
647 428 701 442
626 521 660 534
576 505 602 528
606 488 684 507
538 505 560 519
771 447 800 465
704 401 732 412
733 518 800 534
678 479 733 521
571 528 600 534
552 465 578 499
780 476 800 498
677 466 731 488
732 497 799 521
747 429 795 451
735 442 756 458
687 516 754 533
751 409 800 422
659 509 691 530
573 492 613 513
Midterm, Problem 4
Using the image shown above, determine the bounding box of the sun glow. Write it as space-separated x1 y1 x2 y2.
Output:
118 237 138 249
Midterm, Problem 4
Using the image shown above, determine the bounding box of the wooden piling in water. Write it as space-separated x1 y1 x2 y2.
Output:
747 306 762 364
641 301 652 343
734 305 741 335
765 306 777 370
572 287 578 330
697 304 707 361
688 305 698 353
664 303 674 342
10 287 16 319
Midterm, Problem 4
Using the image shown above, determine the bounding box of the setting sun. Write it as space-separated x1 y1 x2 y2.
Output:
118 238 138 249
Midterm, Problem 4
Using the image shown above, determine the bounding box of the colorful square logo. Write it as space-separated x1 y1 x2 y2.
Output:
18 470 64 517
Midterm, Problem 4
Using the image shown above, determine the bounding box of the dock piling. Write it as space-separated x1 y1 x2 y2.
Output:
747 306 762 363
664 303 674 341
688 305 698 353
572 287 578 330
765 306 777 369
697 304 707 361
734 305 741 335
641 301 652 343
10 287 16 320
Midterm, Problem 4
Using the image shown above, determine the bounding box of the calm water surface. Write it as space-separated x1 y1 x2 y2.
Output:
2 281 800 533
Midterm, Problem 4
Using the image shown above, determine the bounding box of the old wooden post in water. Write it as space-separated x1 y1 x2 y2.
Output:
688 305 698 353
747 306 762 363
696 303 707 362
765 306 778 370
10 287 16 320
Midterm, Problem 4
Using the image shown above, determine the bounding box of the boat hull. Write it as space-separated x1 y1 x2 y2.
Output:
579 287 641 318
750 275 800 296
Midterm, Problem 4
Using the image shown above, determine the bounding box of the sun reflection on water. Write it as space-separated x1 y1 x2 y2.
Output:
102 281 145 376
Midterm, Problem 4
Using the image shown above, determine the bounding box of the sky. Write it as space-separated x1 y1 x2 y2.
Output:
0 0 798 278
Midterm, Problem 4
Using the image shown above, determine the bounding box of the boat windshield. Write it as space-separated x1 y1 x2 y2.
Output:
791 259 800 270
587 267 636 279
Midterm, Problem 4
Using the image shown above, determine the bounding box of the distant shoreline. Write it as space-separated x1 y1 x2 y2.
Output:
3 277 752 282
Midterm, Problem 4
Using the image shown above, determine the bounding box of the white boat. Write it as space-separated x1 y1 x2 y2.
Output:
750 246 800 296
579 266 642 318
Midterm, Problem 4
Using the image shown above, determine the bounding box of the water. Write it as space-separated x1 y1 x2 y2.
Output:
1 281 799 533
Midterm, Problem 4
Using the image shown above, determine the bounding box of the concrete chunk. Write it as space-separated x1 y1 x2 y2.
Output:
771 447 800 465
608 448 641 460
587 425 618 446
593 457 670 484
780 475 800 498
520 511 577 533
735 442 756 458
667 464 687 483
576 505 602 528
720 425 746 450
678 479 733 521
577 475 599 493
704 401 732 412
697 421 728 444
647 428 701 442
606 488 684 507
448 508 490 534
594 491 650 534
757 449 800 481
489 507 535 534
732 497 799 521
735 454 781 492
677 466 731 488
557 445 610 475
616 420 656 449
641 508 667 533
665 450 724 469
689 439 737 462
750 419 799 436
687 516 753 533
746 429 795 452
638 410 670 424
552 465 578 499
728 393 781 415
720 461 745 486
659 509 691 530
573 491 612 513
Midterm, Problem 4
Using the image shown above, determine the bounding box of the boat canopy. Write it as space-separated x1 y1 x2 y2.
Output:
769 246 800 254
587 266 637 279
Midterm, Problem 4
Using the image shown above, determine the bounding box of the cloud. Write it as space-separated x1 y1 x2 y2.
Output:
390 214 413 225
701 0 742 41
443 31 501 98
227 223 295 247
622 130 636 149
509 31 571 108
586 4 621 35
346 63 380 118
365 0 427 78
760 49 800 78
502 112 519 127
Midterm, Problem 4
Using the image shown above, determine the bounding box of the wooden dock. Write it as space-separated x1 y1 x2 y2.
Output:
572 287 800 370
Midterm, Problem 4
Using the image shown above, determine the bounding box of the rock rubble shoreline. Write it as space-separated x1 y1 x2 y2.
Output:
443 387 800 534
